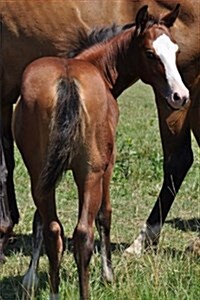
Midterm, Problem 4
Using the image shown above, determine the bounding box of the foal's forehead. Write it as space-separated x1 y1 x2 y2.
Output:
153 34 179 55
142 25 175 47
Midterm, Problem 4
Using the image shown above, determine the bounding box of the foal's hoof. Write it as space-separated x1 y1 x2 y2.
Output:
185 237 200 256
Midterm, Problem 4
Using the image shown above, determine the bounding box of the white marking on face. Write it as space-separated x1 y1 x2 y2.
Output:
153 34 189 108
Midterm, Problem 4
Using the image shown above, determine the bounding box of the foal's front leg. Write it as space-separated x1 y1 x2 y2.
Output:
73 170 103 300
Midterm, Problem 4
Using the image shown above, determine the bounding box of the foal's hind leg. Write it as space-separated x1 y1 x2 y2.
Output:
73 169 103 300
22 210 43 300
96 159 114 283
13 102 65 299
37 191 65 299
22 179 65 300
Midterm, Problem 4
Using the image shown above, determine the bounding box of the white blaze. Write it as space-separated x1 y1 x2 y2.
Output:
153 34 189 106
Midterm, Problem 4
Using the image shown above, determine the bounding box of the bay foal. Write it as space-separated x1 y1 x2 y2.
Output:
13 5 189 300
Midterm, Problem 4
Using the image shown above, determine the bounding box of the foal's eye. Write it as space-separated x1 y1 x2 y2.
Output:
145 50 155 59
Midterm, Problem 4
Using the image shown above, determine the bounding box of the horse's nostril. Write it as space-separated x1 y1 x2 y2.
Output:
173 92 181 101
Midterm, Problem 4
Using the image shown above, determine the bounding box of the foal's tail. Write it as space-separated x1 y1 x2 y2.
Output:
37 78 81 195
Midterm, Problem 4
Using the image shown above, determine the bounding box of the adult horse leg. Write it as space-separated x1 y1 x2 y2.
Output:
2 103 19 225
0 102 19 262
73 168 104 299
22 210 43 300
125 98 193 255
95 156 115 283
186 81 200 254
0 139 12 262
190 79 200 146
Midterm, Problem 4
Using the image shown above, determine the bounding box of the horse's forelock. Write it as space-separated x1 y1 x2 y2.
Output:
143 14 162 32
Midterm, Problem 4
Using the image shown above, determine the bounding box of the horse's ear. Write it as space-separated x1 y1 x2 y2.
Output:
161 4 180 28
135 5 149 36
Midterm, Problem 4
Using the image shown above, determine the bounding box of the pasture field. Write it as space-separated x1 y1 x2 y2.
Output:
1 81 199 300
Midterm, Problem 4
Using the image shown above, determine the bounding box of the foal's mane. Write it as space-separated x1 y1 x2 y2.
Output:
67 22 134 58
67 14 164 59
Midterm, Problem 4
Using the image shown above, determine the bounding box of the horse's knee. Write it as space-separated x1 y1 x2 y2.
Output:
165 143 193 179
44 221 65 262
45 221 64 243
48 221 62 237
73 225 94 265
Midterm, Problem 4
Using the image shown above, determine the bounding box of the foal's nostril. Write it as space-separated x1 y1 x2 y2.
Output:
173 92 181 101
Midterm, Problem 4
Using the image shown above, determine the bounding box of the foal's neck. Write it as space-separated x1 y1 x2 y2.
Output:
76 28 139 98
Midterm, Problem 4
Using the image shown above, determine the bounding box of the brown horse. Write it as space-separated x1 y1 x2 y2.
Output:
1 0 199 260
13 5 188 299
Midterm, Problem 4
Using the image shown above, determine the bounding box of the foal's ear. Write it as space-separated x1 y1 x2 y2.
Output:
161 4 180 28
135 5 149 36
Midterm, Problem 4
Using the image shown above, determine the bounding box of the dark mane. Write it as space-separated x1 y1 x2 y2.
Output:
67 22 134 58
67 16 161 59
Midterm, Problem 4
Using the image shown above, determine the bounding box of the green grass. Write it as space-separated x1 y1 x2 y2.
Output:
1 81 199 300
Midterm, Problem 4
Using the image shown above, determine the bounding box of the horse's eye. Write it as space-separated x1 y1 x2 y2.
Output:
146 50 155 59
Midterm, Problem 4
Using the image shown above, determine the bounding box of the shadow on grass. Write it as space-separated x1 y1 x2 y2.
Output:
166 218 200 233
5 233 33 257
2 236 128 299
5 217 200 262
5 233 129 257
0 272 48 300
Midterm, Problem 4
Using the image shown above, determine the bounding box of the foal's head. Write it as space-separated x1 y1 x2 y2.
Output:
134 5 189 110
